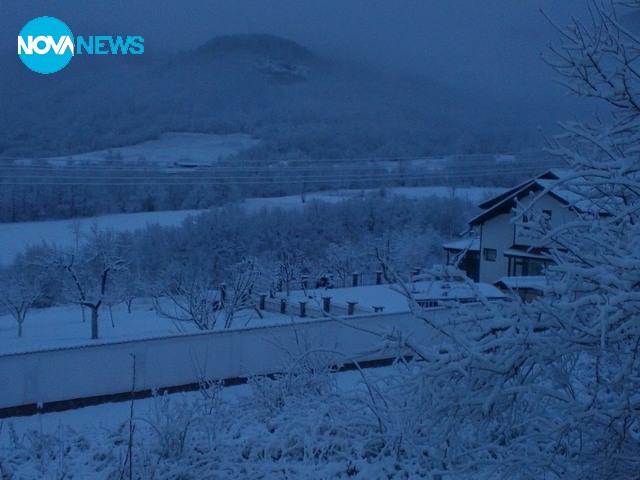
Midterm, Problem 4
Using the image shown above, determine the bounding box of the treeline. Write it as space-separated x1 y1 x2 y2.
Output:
0 194 473 337
0 153 550 223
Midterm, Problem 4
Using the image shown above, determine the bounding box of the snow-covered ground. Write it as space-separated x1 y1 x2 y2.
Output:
0 301 179 355
0 365 399 479
48 132 259 166
0 298 292 355
0 284 411 355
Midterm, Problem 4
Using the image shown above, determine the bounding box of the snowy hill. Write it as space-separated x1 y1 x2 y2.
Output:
0 34 539 159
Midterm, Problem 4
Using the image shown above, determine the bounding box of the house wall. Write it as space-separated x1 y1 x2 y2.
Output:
514 194 577 246
478 212 513 283
478 193 579 284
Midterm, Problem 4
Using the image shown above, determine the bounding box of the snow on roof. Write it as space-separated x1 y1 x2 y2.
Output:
536 178 607 214
495 276 547 290
407 281 505 301
442 238 480 251
470 169 608 226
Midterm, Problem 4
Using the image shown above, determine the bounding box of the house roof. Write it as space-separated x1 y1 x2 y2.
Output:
469 169 598 226
442 238 480 252
407 281 505 301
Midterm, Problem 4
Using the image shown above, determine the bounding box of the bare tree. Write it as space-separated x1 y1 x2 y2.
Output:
270 249 306 297
153 265 224 331
0 259 44 337
154 259 258 330
322 242 365 288
53 229 128 339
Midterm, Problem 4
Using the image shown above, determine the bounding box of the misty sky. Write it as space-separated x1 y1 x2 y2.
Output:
2 1 589 120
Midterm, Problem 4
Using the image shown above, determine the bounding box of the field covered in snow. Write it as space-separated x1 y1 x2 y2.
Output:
0 210 201 265
0 185 498 265
0 300 185 355
48 132 259 166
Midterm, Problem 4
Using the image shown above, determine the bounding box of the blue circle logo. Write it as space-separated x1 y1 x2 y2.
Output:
18 17 74 74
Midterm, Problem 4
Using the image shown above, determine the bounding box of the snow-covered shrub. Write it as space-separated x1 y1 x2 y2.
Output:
372 2 640 477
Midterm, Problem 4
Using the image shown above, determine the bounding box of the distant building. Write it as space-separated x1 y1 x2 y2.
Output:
444 170 595 292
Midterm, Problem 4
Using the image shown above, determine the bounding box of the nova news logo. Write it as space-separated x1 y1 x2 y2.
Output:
18 16 144 74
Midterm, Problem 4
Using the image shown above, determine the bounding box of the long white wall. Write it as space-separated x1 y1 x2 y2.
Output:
0 312 442 411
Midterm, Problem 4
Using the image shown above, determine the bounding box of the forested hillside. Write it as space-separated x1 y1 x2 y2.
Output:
1 34 539 159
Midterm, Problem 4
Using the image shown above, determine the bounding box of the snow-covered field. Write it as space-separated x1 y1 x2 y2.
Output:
0 301 182 355
48 132 259 166
241 185 500 213
0 185 497 265
0 210 200 265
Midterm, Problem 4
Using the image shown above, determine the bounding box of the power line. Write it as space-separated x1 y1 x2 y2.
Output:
0 167 556 187
0 150 547 165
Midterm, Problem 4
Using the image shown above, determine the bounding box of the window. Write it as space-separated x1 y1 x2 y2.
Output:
542 209 552 219
509 257 550 276
483 248 497 261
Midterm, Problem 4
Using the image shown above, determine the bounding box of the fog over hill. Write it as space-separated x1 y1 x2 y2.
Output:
1 34 542 159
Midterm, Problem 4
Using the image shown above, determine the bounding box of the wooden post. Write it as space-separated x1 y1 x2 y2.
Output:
259 294 266 310
299 301 307 318
280 298 286 314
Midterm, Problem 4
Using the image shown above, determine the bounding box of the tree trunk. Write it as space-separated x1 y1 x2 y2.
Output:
18 319 23 337
91 306 99 339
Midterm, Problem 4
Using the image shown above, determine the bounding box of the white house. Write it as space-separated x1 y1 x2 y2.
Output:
445 169 593 287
